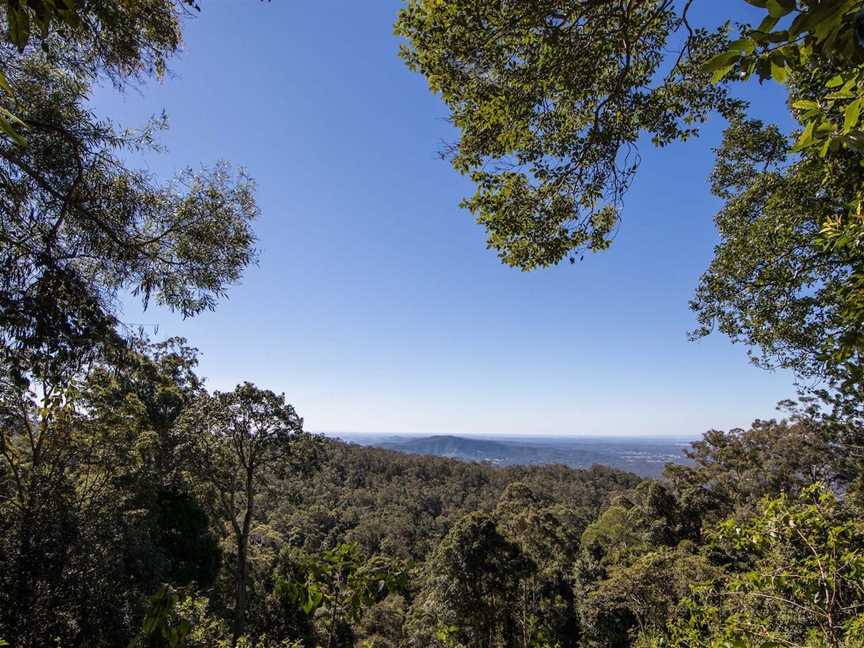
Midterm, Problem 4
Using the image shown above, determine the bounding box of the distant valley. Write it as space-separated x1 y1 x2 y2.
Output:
336 434 694 478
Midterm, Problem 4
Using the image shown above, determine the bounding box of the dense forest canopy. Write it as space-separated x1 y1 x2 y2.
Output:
1 1 864 647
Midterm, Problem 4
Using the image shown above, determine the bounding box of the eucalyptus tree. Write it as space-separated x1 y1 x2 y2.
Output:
0 0 258 390
0 50 258 388
0 0 201 142
0 1 261 643
178 383 308 643
0 1 259 607
410 511 533 647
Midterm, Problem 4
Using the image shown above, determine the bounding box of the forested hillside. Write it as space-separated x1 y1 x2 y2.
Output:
3 344 858 647
276 441 642 562
4 1 864 647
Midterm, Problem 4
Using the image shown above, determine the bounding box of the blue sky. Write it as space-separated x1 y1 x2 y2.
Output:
96 1 799 438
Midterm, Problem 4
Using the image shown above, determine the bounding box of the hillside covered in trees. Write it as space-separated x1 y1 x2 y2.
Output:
4 1 864 647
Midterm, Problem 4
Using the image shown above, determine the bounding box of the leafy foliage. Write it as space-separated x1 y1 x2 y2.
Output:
658 484 864 647
178 383 309 641
0 337 220 647
395 0 864 401
411 511 533 647
395 0 737 269
0 0 199 142
689 1 864 383
706 0 864 157
275 543 408 648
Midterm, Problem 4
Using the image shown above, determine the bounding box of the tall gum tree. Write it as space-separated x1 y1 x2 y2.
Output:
177 382 308 643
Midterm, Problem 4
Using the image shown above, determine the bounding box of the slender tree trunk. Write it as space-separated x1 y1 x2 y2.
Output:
327 576 343 648
12 503 36 646
232 532 249 644
232 469 255 645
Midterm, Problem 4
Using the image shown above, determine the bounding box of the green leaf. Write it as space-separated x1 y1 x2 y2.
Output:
704 51 740 72
729 38 756 54
0 109 27 146
712 64 736 84
755 13 780 34
827 74 845 88
8 7 32 51
844 98 861 132
792 100 820 111
0 70 11 95
766 0 794 18
771 59 788 83
794 120 816 150
788 11 809 38
813 4 848 41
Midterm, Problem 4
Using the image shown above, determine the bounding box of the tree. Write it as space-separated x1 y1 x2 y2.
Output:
0 336 217 647
273 542 408 648
574 480 709 646
658 483 864 648
665 415 850 523
0 52 258 379
0 4 262 634
705 0 864 160
81 337 222 588
583 545 717 647
688 1 864 390
394 1 864 394
178 383 307 643
394 0 738 270
0 0 200 143
410 511 533 647
495 483 588 648
687 109 864 388
0 0 259 395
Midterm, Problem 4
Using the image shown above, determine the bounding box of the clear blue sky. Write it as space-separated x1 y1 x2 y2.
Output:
94 1 798 438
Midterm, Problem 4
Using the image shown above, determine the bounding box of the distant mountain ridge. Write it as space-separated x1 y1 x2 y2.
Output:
380 435 540 457
370 434 691 478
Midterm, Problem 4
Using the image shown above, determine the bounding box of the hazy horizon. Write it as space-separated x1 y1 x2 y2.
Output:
320 431 701 441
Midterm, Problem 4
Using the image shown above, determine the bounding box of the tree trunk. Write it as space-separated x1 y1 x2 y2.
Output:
232 533 249 645
232 468 255 645
327 575 343 648
12 504 36 646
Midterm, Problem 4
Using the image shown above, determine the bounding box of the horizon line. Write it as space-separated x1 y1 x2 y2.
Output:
314 430 702 441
